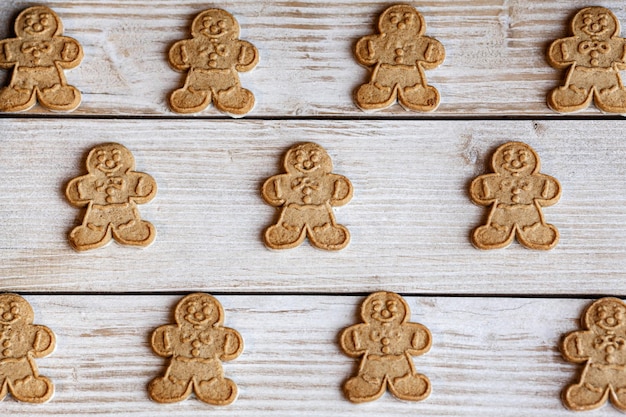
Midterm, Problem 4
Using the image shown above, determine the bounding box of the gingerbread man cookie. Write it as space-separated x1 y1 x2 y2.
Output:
562 297 626 411
340 291 431 403
149 293 243 405
0 6 83 112
547 7 626 113
354 4 445 112
261 142 353 250
469 142 561 250
168 8 259 116
65 143 157 251
0 294 55 403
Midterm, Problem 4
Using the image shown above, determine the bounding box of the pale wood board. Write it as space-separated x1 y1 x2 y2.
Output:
0 0 624 116
1 294 619 417
0 118 625 294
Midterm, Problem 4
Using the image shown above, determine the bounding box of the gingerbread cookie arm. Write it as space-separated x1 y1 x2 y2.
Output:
235 40 259 72
168 40 192 71
547 37 578 68
416 37 445 69
220 327 244 361
534 174 561 207
339 324 368 357
56 36 83 69
404 323 432 355
0 39 18 68
469 174 499 206
329 174 353 207
354 35 380 66
30 325 56 358
65 175 94 207
151 325 176 357
561 330 593 363
261 174 288 206
128 172 157 204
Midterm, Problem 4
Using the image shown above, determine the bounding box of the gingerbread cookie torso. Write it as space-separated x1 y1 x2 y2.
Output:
354 4 445 112
340 291 431 403
261 142 353 250
65 143 157 251
0 6 83 112
469 142 561 250
562 297 626 411
547 7 626 113
168 8 259 116
149 293 243 405
0 294 55 403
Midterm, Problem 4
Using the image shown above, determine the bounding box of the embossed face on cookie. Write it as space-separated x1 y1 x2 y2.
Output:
378 5 424 37
0 295 33 325
87 144 134 176
574 7 619 39
176 294 223 328
586 298 626 332
362 292 408 325
192 9 239 40
493 143 538 177
15 6 61 39
285 143 333 176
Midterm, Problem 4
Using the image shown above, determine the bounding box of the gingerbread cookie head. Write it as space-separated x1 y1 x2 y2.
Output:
283 142 333 176
0 293 34 326
85 143 135 177
174 293 224 328
378 4 425 37
572 7 619 40
584 297 626 333
191 8 239 40
14 6 62 39
361 291 409 326
491 141 540 178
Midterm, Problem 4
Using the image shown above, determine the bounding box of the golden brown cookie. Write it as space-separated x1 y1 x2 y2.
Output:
469 142 561 250
0 293 55 403
261 142 353 250
149 293 243 405
168 8 259 116
65 143 157 251
547 7 626 113
339 291 431 403
354 4 445 112
562 297 626 411
0 6 83 112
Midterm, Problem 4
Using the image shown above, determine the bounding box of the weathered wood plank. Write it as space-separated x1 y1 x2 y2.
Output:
0 118 624 294
0 0 622 116
0 294 618 417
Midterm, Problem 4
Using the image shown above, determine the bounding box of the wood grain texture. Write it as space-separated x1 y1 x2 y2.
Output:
0 0 624 117
1 294 619 417
0 118 625 294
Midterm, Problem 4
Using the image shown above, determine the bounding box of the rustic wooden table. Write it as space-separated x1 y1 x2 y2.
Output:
2 0 626 415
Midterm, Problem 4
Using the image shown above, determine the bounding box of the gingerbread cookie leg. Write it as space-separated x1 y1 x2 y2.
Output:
0 85 35 112
195 375 238 405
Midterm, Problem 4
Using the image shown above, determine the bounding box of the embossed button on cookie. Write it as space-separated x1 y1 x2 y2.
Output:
547 7 626 113
339 292 432 403
168 9 259 117
0 6 83 112
0 294 55 403
562 297 626 411
149 293 243 405
65 143 157 251
354 4 445 112
261 142 353 251
469 142 561 250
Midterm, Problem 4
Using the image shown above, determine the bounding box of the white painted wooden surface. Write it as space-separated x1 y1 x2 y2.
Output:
1 295 619 417
0 0 624 116
2 0 626 415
